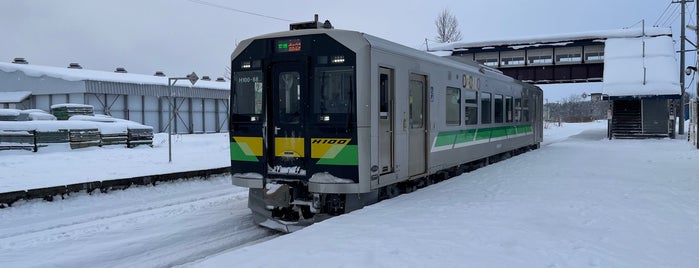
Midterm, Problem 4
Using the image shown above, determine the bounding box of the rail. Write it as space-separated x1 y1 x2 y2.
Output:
0 166 231 208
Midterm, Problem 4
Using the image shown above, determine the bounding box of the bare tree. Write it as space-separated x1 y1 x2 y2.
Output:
435 9 462 43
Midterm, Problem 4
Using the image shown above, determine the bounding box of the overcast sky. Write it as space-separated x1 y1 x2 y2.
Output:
0 0 686 89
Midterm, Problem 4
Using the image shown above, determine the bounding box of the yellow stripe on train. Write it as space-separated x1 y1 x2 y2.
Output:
275 137 305 157
311 138 351 159
233 136 263 156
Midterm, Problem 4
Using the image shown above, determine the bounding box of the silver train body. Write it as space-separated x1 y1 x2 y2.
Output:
230 27 543 232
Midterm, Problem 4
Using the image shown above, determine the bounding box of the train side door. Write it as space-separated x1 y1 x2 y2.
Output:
408 73 427 177
268 62 308 174
378 67 394 174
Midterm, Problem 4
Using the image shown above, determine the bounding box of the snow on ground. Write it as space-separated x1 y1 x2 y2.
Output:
1 121 698 267
0 132 231 192
190 121 699 268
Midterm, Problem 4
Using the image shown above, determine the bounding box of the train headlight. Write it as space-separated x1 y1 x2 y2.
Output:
320 115 330 121
331 56 345 64
241 61 252 69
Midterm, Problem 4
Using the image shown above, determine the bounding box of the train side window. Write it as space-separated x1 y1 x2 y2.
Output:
464 90 478 125
480 92 492 124
506 96 514 123
446 87 460 125
494 94 504 123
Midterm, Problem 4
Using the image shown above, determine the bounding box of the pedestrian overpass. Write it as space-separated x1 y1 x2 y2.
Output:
432 27 672 84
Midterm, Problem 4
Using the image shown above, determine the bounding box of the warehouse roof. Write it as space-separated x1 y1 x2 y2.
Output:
0 62 229 90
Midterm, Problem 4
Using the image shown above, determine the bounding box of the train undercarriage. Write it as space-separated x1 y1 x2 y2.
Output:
249 143 539 233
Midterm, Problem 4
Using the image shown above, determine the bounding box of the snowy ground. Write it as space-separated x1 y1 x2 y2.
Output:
191 121 699 268
0 133 231 192
1 121 698 267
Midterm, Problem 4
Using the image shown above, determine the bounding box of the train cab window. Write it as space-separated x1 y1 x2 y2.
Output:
446 87 460 125
506 96 514 123
494 94 504 123
232 70 264 122
464 90 478 125
313 67 354 123
480 92 492 124
279 71 301 123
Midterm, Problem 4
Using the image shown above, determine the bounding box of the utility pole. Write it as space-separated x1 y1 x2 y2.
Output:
680 0 686 135
696 0 699 149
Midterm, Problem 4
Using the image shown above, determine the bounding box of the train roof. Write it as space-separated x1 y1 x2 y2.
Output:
233 28 537 89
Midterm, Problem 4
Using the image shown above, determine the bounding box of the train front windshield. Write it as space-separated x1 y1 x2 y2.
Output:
232 71 263 122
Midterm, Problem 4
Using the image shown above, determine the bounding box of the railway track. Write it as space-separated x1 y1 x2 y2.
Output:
0 175 278 268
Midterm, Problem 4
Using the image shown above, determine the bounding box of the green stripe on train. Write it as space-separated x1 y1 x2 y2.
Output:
434 124 532 149
230 142 259 162
316 145 358 165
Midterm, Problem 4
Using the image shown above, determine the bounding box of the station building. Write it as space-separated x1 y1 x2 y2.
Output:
0 59 229 134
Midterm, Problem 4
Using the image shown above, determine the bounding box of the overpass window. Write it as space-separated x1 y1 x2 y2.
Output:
556 53 582 64
464 90 478 125
446 87 460 125
501 56 525 66
506 96 514 122
494 94 504 123
477 58 498 67
475 52 499 67
500 50 525 66
528 55 552 65
481 92 492 124
585 52 604 62
584 45 605 62
555 47 583 64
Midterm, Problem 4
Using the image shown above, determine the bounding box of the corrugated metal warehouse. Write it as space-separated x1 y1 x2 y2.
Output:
0 59 229 133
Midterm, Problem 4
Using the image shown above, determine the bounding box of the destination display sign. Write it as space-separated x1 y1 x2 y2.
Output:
276 38 302 53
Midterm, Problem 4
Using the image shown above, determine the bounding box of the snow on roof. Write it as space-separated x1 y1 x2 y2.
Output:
50 103 94 109
0 108 21 116
0 91 31 103
0 62 229 90
602 35 680 97
432 27 672 51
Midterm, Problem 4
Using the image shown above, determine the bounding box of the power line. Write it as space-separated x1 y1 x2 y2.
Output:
187 0 294 22
654 2 674 26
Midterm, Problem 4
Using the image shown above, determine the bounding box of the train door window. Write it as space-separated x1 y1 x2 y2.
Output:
522 98 530 122
506 96 514 123
514 97 522 122
409 79 424 128
480 92 492 124
279 71 301 123
464 90 478 125
446 87 460 125
380 73 389 118
494 94 504 123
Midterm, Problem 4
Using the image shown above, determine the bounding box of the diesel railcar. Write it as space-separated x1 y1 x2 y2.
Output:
230 21 543 232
